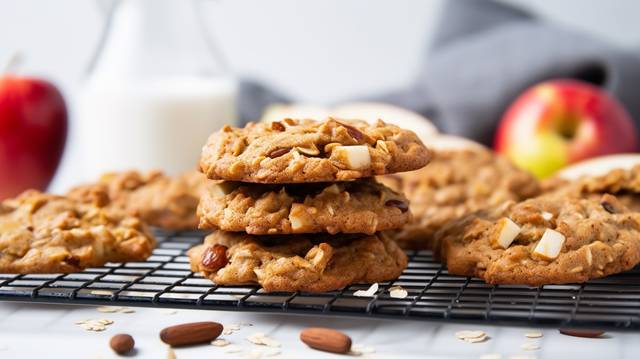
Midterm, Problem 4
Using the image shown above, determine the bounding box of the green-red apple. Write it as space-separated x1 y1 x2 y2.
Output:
0 75 68 199
494 79 638 178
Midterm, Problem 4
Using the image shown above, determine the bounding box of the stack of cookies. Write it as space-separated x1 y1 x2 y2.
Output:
188 118 431 292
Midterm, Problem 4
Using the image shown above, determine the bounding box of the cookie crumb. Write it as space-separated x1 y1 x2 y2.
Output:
354 283 379 297
521 343 540 351
96 306 121 313
75 318 115 332
247 332 281 347
211 339 230 347
389 286 408 298
351 344 376 354
455 330 488 343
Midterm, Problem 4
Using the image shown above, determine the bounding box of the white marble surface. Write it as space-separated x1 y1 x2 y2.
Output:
0 302 636 358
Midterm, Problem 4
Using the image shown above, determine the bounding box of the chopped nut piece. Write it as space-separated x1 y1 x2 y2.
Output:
455 330 486 339
376 140 389 153
389 286 408 298
271 121 285 131
267 147 291 159
541 211 553 220
296 145 320 156
353 283 379 297
211 339 230 347
532 229 565 261
384 199 409 213
336 121 365 142
96 306 120 313
525 331 543 338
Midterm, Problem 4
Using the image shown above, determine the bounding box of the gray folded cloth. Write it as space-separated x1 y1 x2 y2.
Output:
238 0 640 146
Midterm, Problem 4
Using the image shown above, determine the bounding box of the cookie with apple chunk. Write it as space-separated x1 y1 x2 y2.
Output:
0 190 155 273
199 118 430 183
67 170 207 230
435 194 640 286
198 178 410 235
377 148 541 249
188 231 407 292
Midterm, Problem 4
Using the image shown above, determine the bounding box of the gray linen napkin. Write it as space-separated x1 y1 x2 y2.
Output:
237 0 640 146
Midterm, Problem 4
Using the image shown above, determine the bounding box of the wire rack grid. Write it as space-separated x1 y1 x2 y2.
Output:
0 230 638 330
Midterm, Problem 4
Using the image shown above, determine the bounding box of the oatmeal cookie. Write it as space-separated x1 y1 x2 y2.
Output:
198 179 410 235
545 165 640 211
68 170 206 230
199 118 431 183
378 149 540 249
436 194 640 286
188 231 407 292
0 190 156 273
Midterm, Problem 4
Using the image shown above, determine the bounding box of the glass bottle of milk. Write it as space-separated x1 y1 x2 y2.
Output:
78 0 237 178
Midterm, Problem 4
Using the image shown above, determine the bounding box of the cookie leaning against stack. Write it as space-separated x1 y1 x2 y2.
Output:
189 118 431 292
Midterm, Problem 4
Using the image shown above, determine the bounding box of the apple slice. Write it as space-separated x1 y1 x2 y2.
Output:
492 218 521 249
556 154 640 180
532 229 566 261
333 145 371 170
288 203 309 231
423 134 487 152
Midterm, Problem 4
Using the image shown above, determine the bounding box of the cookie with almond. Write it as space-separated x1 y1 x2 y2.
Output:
435 194 640 286
198 179 410 235
188 231 407 292
0 190 155 273
199 118 431 183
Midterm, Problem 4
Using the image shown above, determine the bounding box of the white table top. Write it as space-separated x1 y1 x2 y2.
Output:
0 301 636 358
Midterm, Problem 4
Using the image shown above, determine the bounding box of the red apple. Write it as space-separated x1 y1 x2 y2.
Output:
494 79 638 178
0 75 67 199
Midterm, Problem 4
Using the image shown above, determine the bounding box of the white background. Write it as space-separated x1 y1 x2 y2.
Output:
1 0 640 103
1 0 640 191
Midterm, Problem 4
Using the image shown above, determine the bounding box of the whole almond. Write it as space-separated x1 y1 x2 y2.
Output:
160 321 223 347
300 327 352 354
110 333 135 355
559 328 605 338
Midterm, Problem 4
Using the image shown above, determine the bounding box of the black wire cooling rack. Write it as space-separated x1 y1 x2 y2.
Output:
1 230 639 330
